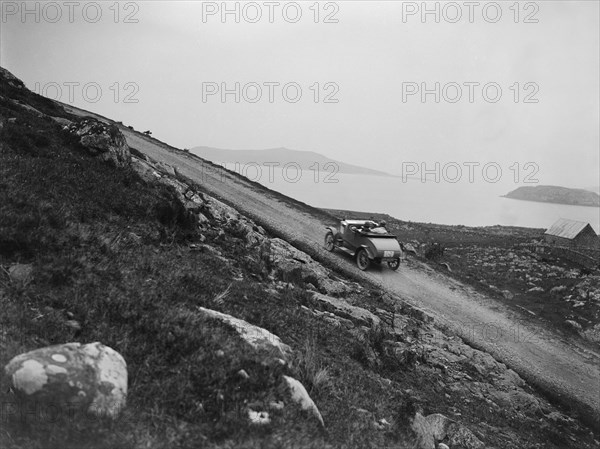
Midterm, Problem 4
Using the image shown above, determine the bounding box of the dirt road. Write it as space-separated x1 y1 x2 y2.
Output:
61 106 600 429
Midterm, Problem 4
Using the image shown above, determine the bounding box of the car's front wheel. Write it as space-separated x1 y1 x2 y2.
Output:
356 248 370 271
387 258 400 271
324 232 335 251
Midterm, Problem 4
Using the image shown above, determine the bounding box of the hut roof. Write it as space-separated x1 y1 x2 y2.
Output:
544 218 594 239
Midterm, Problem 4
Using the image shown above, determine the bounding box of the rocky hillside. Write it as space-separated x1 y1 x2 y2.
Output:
1 67 599 448
504 185 600 207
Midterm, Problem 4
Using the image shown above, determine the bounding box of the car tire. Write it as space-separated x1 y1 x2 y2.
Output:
356 248 370 271
387 258 400 271
324 232 335 251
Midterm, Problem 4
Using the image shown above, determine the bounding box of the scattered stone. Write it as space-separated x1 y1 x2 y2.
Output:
546 411 573 425
156 161 176 176
411 412 453 448
282 375 324 427
4 342 127 418
550 285 567 295
502 290 514 300
131 157 161 182
8 263 33 285
51 116 72 127
65 320 81 331
248 410 270 425
375 417 391 429
489 389 541 416
582 324 600 343
197 244 222 257
268 400 284 410
565 320 582 331
446 424 485 448
237 369 250 380
403 243 418 255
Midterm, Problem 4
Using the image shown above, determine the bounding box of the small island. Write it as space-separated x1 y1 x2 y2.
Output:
504 185 600 207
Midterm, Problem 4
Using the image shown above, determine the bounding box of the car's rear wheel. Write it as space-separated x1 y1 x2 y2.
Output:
324 232 335 251
356 248 370 271
387 258 400 271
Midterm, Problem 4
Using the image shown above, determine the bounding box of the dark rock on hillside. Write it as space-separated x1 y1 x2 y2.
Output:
68 119 131 168
504 185 600 207
0 67 25 89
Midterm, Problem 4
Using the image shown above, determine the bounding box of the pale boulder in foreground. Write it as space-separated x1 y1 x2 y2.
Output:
282 375 325 427
4 342 127 418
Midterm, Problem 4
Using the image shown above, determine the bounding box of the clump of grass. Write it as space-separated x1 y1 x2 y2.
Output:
212 284 232 306
290 338 332 396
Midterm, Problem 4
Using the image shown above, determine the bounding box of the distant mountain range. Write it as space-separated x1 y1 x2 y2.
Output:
190 146 393 177
504 185 600 207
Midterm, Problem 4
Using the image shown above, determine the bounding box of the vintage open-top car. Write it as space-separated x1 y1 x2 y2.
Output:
324 219 403 271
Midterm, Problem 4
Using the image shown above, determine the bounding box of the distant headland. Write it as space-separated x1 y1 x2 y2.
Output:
504 185 600 207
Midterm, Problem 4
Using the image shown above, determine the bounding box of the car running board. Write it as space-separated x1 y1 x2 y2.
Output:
336 246 356 256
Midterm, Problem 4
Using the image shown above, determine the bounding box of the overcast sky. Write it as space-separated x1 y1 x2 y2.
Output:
2 1 599 187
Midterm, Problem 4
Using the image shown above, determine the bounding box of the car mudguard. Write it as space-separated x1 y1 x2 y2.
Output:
359 244 375 259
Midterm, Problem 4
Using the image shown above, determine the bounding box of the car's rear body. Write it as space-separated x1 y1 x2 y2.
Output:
325 220 403 269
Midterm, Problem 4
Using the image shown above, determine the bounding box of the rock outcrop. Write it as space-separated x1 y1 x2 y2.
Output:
410 412 484 449
311 292 381 328
68 119 131 168
264 237 352 296
129 150 355 296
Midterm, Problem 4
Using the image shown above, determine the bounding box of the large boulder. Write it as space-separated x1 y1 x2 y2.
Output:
69 119 131 168
4 342 127 418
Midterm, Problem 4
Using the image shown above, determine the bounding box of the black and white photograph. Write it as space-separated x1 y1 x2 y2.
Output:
1 1 599 447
